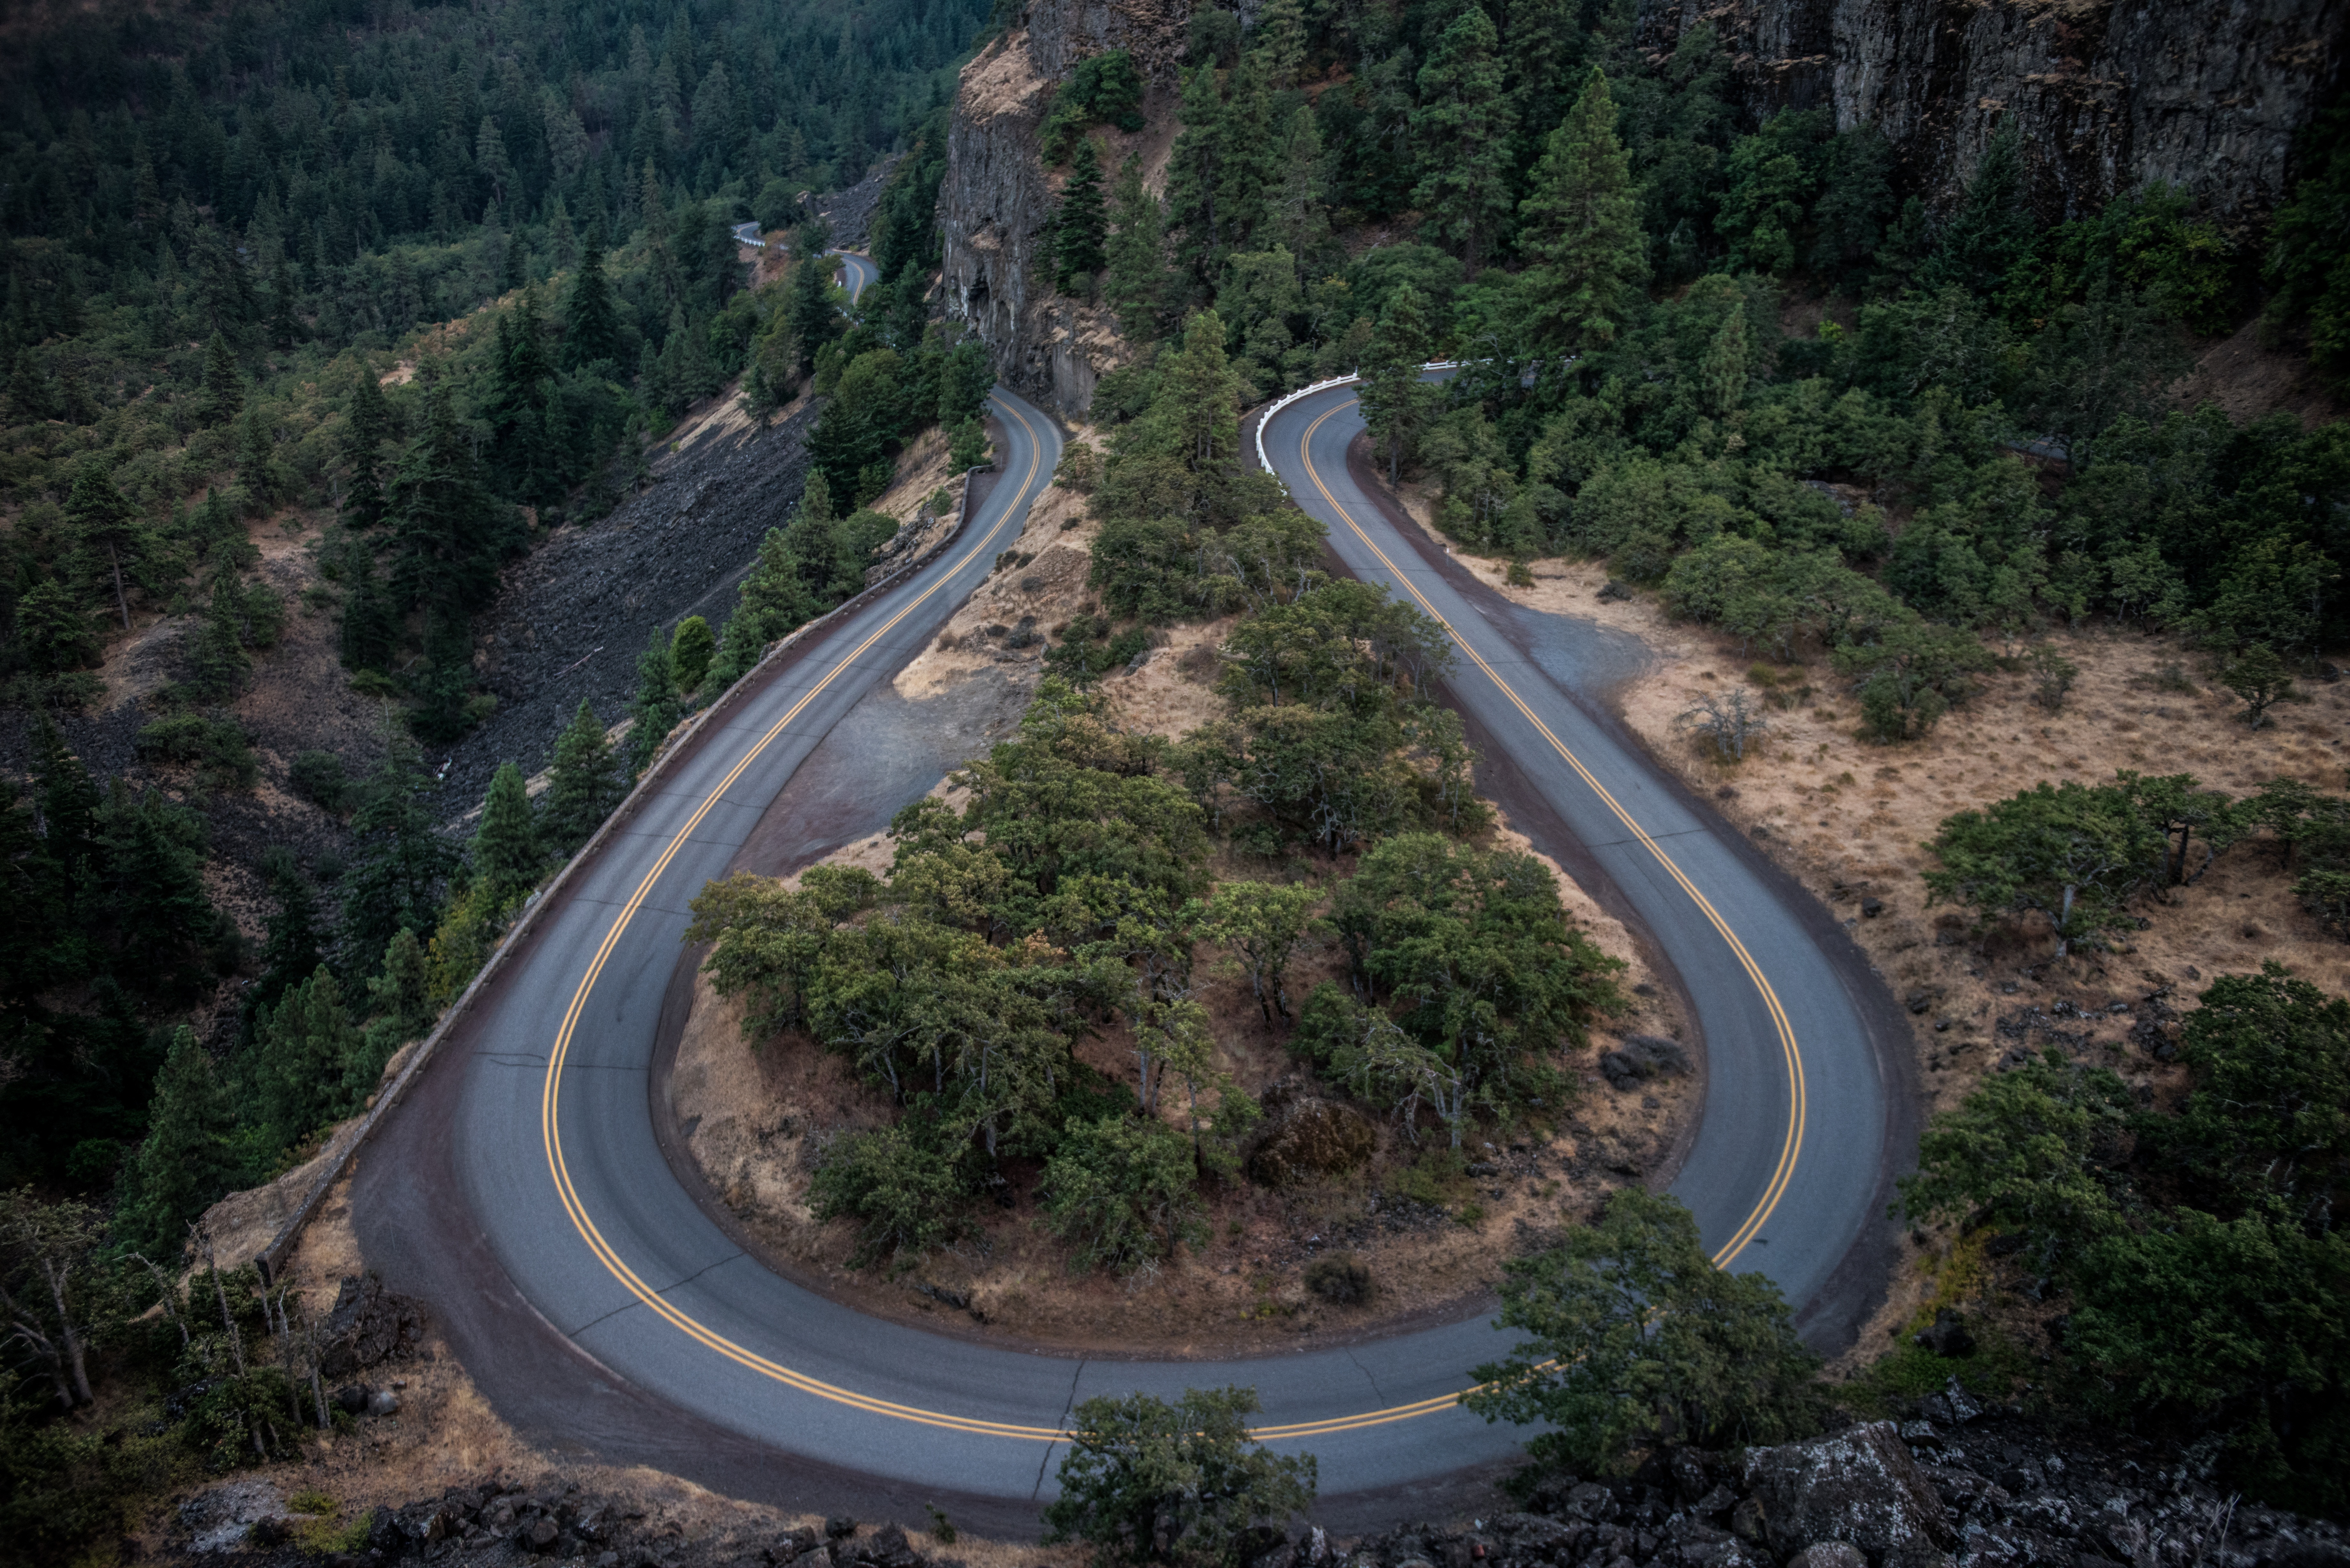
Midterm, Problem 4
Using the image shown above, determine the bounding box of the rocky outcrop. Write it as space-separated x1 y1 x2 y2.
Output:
1640 0 2348 221
1741 1422 1955 1568
939 0 1179 417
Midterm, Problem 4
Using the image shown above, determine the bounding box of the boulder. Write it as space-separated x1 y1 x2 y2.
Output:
1250 1098 1376 1187
1600 1035 1691 1090
317 1272 427 1378
179 1479 286 1555
1741 1421 1955 1568
1914 1310 1976 1359
1793 1547 1872 1568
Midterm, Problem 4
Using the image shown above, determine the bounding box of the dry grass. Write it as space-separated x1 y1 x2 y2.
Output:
1437 543 2350 1367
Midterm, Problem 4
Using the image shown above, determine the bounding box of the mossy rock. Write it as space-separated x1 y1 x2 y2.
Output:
1249 1098 1375 1187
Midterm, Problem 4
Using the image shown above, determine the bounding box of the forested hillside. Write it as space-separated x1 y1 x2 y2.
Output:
0 0 1007 1464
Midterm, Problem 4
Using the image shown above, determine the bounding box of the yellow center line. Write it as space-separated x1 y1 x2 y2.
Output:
1293 397 1806 1269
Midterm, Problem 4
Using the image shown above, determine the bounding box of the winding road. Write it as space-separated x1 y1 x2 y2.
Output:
351 378 1907 1524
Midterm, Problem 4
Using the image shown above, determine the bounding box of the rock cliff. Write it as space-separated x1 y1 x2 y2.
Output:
1642 0 2347 221
939 0 1183 417
940 0 2345 411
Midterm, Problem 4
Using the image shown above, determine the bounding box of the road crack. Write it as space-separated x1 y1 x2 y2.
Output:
1032 1358 1086 1502
1346 1348 1388 1405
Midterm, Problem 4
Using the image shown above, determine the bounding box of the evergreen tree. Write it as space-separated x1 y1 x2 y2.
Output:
626 627 681 777
543 699 623 852
342 367 391 533
1162 310 1243 471
470 762 542 908
1165 64 1230 282
1698 304 1750 417
199 331 243 426
252 848 324 1017
267 259 301 349
388 380 520 616
1359 282 1436 482
671 614 716 693
1922 124 2037 296
1056 136 1110 293
89 781 223 997
1104 155 1170 341
560 232 624 371
187 574 251 700
1214 48 1278 255
1411 6 1517 270
248 965 363 1150
338 543 396 672
1266 107 1330 261
63 457 146 631
364 927 436 1046
1518 69 1647 353
484 288 557 501
340 742 461 975
234 404 281 512
785 222 842 374
117 1027 238 1256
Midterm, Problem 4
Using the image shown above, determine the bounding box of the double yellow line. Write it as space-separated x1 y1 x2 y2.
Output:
529 389 1804 1452
1293 399 1806 1270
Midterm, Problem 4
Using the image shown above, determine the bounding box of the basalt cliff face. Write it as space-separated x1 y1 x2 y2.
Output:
939 0 1185 418
1649 0 2347 221
939 0 2345 415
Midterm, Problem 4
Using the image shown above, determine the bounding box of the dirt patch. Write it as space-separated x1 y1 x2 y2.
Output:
2168 314 2349 428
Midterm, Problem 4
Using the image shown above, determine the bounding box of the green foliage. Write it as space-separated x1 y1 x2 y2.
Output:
135 713 258 792
543 700 624 854
808 1124 969 1267
470 763 543 910
1042 1385 1316 1568
116 1027 239 1257
288 750 353 815
1924 779 2172 956
626 627 682 778
1518 70 1647 352
1465 1188 1823 1472
1042 50 1146 164
1900 964 2350 1512
1056 137 1111 293
245 965 370 1153
671 615 716 695
1039 1114 1207 1273
2220 644 2294 728
2265 94 2350 373
1326 833 1622 1134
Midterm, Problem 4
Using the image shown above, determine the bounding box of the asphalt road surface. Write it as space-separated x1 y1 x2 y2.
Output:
1256 381 1909 1330
355 377 1908 1521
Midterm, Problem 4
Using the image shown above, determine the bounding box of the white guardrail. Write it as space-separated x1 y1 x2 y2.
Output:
1250 362 1466 490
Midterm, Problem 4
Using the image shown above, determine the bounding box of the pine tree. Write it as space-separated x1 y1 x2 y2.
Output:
388 380 520 615
1922 124 2036 296
188 575 251 699
1214 49 1277 253
249 965 363 1150
235 404 281 511
340 743 461 976
670 614 715 693
63 457 145 631
364 927 435 1043
560 233 624 371
1360 282 1436 482
1253 0 1307 85
1411 6 1518 271
1518 68 1647 353
118 1027 238 1256
338 542 396 672
1165 64 1229 281
543 699 623 852
342 367 391 532
485 288 557 500
1162 310 1242 471
267 259 301 349
1266 107 1330 260
626 627 681 778
470 762 542 908
1055 136 1109 292
1106 154 1167 342
253 848 324 1016
200 331 243 426
784 231 842 374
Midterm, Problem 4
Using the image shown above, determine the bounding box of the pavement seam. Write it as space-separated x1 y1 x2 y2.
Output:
1031 1359 1086 1501
1344 1348 1387 1406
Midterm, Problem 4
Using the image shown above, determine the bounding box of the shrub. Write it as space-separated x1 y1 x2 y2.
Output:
135 713 257 791
1042 1385 1315 1568
1038 1115 1204 1273
808 1125 967 1267
289 750 353 814
1303 1253 1371 1304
